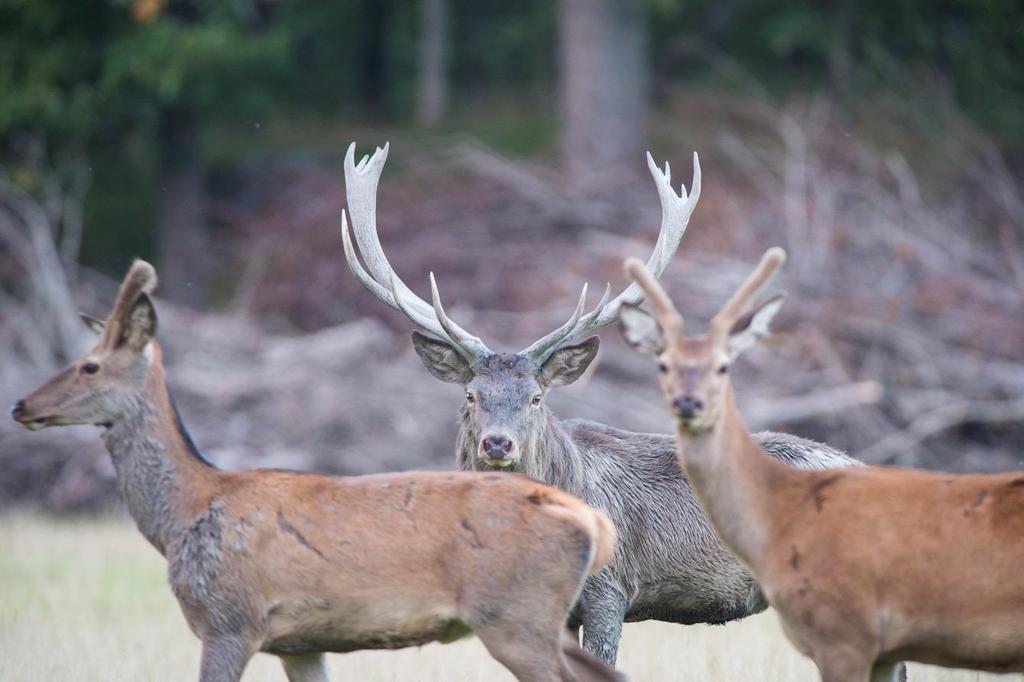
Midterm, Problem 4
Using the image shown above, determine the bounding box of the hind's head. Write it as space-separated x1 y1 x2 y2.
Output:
11 261 160 431
618 249 786 434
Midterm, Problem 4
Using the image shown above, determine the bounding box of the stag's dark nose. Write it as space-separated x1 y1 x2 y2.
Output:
481 435 514 459
673 395 703 419
10 400 25 420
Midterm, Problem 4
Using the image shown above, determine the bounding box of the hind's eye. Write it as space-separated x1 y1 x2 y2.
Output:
465 391 475 404
718 364 729 374
657 362 668 374
81 362 99 375
531 394 542 406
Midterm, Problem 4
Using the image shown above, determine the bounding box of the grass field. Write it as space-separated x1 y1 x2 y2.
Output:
0 512 1007 681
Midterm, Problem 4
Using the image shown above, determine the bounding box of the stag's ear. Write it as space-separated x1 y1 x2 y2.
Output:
618 304 665 355
411 331 474 384
539 336 599 388
80 313 106 335
118 294 158 351
727 294 783 360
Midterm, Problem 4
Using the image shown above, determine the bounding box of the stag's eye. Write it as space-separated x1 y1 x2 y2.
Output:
81 362 100 375
531 394 542 406
718 364 729 375
657 362 668 374
465 391 475 404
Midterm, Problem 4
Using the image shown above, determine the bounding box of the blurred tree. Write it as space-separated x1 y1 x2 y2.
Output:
416 0 448 127
105 0 285 304
559 0 648 185
3 0 1022 296
0 0 288 297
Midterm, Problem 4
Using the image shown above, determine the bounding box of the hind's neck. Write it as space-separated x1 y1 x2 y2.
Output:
102 349 218 554
677 385 793 567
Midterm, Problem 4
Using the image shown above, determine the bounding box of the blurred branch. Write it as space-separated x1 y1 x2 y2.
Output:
858 398 1024 465
0 174 81 363
744 381 884 427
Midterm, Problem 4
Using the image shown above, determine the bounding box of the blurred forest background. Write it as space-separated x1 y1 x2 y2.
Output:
1 0 1023 510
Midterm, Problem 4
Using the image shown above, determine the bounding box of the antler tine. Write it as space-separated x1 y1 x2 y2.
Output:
341 211 397 305
343 142 492 362
517 283 593 361
429 273 491 359
345 209 467 347
520 151 701 364
710 247 787 339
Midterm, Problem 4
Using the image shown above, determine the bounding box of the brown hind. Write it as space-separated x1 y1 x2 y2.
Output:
12 260 623 682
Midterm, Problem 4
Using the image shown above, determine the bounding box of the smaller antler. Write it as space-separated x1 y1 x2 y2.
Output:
623 257 684 335
710 247 787 340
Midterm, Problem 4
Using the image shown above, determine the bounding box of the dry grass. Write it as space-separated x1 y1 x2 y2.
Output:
0 512 1007 681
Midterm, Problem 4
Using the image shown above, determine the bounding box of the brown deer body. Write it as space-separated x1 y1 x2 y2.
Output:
11 261 623 682
617 249 1024 680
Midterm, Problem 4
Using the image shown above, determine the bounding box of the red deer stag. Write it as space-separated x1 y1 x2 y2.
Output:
341 142 861 665
11 260 623 682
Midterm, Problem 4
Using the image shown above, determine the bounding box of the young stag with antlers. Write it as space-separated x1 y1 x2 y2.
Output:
10 261 625 682
622 251 925 681
341 142 859 665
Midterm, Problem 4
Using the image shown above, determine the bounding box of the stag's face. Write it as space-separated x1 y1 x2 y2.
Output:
464 355 546 468
12 299 157 431
411 331 600 470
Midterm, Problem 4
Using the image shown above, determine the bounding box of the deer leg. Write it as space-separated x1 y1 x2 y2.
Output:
814 649 873 682
579 580 628 665
870 661 907 682
198 635 254 682
560 629 627 682
280 652 330 682
475 623 564 682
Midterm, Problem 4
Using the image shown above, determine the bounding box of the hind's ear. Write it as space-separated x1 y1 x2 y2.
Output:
80 313 106 335
539 337 599 388
728 295 783 360
117 293 157 351
618 304 665 355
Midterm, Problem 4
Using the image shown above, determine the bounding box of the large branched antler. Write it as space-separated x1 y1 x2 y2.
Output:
341 142 700 367
341 142 492 363
519 151 701 364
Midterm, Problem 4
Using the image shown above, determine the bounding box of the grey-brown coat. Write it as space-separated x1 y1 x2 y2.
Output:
12 260 623 682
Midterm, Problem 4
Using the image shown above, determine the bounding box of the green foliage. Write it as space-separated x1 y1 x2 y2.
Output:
4 0 1021 153
0 0 288 150
1 0 1021 273
649 0 1024 145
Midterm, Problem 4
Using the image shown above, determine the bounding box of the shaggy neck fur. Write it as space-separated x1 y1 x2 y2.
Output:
101 346 216 555
456 406 586 497
675 383 789 568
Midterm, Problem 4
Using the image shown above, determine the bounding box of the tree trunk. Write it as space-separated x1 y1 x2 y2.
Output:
361 1 389 117
559 0 648 186
416 0 448 127
157 110 210 308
